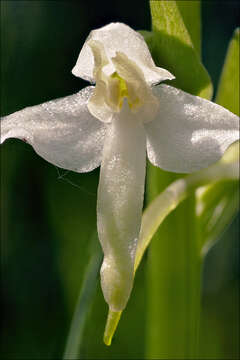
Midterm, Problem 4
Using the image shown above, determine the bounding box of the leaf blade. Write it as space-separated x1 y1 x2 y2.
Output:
177 0 201 57
215 28 240 116
198 28 240 254
149 0 212 99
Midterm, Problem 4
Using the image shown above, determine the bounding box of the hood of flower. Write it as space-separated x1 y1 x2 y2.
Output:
86 40 159 123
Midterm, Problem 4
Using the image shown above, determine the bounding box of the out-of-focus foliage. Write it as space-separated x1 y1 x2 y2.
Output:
63 235 102 359
216 28 239 115
197 27 240 256
1 2 150 358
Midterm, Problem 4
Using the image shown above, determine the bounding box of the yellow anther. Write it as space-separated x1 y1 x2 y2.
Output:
111 72 141 111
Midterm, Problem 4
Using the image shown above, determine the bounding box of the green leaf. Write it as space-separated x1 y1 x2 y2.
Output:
138 30 154 53
143 2 211 357
177 0 201 57
145 2 208 356
198 29 240 255
215 28 240 116
196 142 240 256
149 0 212 99
140 147 239 267
197 181 239 256
145 143 238 358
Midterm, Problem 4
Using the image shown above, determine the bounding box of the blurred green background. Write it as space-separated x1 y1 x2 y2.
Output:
1 1 239 359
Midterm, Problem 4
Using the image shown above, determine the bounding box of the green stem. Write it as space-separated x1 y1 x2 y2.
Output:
145 164 203 359
63 235 102 360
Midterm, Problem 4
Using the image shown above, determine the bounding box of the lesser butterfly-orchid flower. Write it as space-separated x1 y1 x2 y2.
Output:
1 23 239 312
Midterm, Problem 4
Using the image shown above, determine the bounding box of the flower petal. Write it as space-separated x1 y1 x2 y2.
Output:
97 102 146 311
111 52 159 122
72 22 174 85
86 40 119 123
145 84 239 173
1 86 107 172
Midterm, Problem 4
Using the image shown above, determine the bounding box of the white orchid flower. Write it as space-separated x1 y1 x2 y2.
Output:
1 23 239 312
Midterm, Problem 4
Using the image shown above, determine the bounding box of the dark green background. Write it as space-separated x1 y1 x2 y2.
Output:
1 1 239 358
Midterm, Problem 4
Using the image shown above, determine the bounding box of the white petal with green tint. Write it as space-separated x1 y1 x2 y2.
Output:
111 51 159 122
97 102 146 311
86 40 117 123
145 84 239 173
72 23 174 85
1 87 107 172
